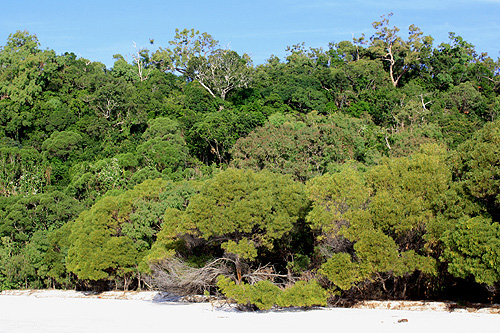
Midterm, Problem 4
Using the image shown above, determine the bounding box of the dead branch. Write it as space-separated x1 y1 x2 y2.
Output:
146 257 232 295
242 264 296 286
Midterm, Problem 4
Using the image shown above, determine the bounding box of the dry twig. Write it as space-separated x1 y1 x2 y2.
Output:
147 257 232 295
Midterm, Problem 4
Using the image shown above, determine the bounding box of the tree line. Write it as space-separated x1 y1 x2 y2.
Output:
1 14 500 308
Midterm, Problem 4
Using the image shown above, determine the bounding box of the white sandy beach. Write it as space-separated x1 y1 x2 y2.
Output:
1 290 499 333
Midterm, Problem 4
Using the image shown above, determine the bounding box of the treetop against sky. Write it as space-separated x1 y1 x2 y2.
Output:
1 0 499 68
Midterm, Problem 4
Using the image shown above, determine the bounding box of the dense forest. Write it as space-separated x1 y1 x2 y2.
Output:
1 14 500 309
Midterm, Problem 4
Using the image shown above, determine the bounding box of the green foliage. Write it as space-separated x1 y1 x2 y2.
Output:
367 144 451 237
369 14 433 87
286 254 311 275
426 32 479 90
137 137 188 175
0 190 83 242
65 178 190 283
306 164 371 235
154 28 218 74
308 145 446 291
221 238 258 261
135 116 192 179
141 117 179 140
318 229 436 291
158 168 307 261
186 107 264 164
444 82 485 117
154 29 252 100
0 146 46 196
43 224 75 288
318 253 365 290
442 216 500 285
68 158 125 203
216 276 327 310
0 229 57 289
435 112 481 149
0 31 57 105
41 130 82 160
217 276 280 310
187 49 253 100
318 59 389 115
436 120 500 285
276 280 328 308
0 21 499 300
231 112 380 181
253 53 329 113
386 124 443 158
452 119 500 219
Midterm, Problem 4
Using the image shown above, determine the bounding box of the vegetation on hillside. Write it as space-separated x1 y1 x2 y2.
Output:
1 15 500 309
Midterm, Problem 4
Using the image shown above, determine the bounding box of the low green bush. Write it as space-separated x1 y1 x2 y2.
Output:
217 275 327 310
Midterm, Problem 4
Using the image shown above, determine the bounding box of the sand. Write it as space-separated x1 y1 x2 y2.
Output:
1 290 499 333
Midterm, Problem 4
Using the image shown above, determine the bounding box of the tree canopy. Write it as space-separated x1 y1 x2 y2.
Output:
1 17 500 306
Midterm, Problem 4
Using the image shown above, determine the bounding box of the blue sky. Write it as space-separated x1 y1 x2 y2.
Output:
1 0 499 68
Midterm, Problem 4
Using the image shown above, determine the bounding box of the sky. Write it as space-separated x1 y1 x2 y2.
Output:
1 0 499 68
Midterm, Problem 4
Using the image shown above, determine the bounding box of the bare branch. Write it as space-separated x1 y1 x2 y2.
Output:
146 256 232 295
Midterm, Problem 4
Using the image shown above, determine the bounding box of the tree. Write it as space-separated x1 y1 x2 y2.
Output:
136 117 189 175
231 112 380 181
187 49 252 100
366 144 451 246
66 178 189 289
306 164 372 239
443 81 486 118
131 43 152 82
154 29 252 100
0 146 46 196
317 58 389 112
0 236 38 289
426 33 478 90
253 51 329 113
68 157 125 203
307 145 448 295
154 28 218 75
0 30 56 105
452 119 500 221
369 14 433 87
0 190 84 289
41 130 82 160
112 44 153 83
186 107 263 165
0 191 83 242
88 75 133 121
42 223 75 288
155 168 308 281
217 276 327 310
442 216 500 285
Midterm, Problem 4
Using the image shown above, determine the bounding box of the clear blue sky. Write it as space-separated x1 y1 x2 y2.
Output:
2 0 499 68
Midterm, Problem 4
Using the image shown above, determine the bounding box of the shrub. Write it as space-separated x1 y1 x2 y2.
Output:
217 275 327 310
